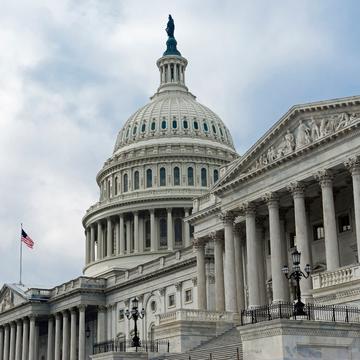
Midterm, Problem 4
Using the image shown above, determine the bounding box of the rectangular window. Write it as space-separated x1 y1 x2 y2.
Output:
338 214 351 233
184 289 192 303
313 224 324 241
168 294 176 308
119 309 124 320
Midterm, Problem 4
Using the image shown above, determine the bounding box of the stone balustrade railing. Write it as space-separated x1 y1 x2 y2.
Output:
156 309 238 325
51 277 106 297
312 263 360 289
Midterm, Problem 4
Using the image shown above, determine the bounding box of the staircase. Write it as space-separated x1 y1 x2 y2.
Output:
157 327 242 360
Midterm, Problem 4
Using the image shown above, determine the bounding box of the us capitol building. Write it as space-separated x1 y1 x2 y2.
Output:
1 16 360 360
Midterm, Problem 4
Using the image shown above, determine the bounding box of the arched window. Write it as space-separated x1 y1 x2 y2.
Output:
212 124 217 134
123 174 128 193
193 120 199 130
134 171 140 190
161 120 167 129
203 122 209 132
159 218 167 247
174 167 180 186
126 128 130 138
219 127 224 136
146 169 152 188
141 123 146 132
213 169 219 183
174 218 183 244
114 177 118 195
145 220 151 248
187 167 194 186
201 168 207 187
151 121 156 131
107 180 111 198
160 167 166 186
132 126 137 135
183 119 188 129
172 119 177 129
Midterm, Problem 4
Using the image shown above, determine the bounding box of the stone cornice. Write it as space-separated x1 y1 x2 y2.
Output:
186 204 221 224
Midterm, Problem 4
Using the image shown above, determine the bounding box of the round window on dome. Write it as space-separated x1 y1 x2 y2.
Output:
161 120 167 130
203 122 209 132
172 119 177 129
141 123 146 133
183 119 188 129
151 121 156 131
193 120 199 130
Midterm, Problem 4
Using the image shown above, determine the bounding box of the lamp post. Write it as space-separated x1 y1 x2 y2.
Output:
125 298 145 349
282 249 311 316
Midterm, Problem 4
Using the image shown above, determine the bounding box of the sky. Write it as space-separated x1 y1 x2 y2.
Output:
1 0 360 289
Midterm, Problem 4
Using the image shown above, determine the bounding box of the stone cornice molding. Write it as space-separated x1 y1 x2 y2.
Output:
186 204 221 224
314 169 333 188
344 155 360 175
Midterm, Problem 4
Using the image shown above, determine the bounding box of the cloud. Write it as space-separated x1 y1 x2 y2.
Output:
1 0 359 287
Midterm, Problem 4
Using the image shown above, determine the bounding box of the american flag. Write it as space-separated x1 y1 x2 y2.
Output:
21 229 34 249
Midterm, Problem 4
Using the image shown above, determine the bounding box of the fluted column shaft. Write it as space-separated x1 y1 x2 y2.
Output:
126 220 131 254
195 239 207 310
54 314 61 360
119 214 125 255
0 327 4 360
78 306 86 360
4 325 9 360
97 222 103 259
97 307 106 343
15 321 22 360
107 218 112 257
62 312 69 360
316 172 340 270
213 235 225 312
28 317 35 360
222 213 238 312
90 225 95 262
85 229 90 264
234 228 245 312
134 212 139 253
21 319 28 360
9 322 15 360
150 210 156 251
47 317 54 360
167 208 174 251
265 194 287 303
245 206 260 308
184 208 191 247
289 182 312 297
70 310 77 360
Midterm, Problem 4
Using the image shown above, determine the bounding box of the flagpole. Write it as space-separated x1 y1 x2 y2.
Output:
20 223 23 286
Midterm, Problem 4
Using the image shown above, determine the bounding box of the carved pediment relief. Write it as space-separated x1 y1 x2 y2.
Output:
213 98 360 193
0 288 14 313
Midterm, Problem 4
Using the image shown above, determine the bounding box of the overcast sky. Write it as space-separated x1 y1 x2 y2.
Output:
1 0 360 289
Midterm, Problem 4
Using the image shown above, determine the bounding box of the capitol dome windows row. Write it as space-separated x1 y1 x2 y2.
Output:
100 165 220 200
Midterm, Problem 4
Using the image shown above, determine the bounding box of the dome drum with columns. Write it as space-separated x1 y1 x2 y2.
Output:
82 22 237 277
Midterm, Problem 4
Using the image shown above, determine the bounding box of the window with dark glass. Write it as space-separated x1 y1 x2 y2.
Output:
107 180 111 198
161 120 167 129
172 119 177 129
313 224 324 240
132 126 137 135
123 174 128 193
145 220 151 248
134 171 140 190
219 127 224 136
201 168 207 187
183 119 188 129
338 214 351 233
141 123 146 132
168 294 176 307
159 218 167 247
114 177 118 195
203 122 209 132
193 120 199 130
174 167 180 186
119 309 125 320
175 218 182 244
160 167 166 186
213 169 219 183
187 167 194 186
212 124 217 134
185 289 192 303
146 169 152 188
151 121 156 131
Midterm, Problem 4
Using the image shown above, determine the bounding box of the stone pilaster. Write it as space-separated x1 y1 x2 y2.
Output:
345 156 360 258
288 181 312 297
211 232 225 312
97 306 107 343
314 170 340 270
194 237 207 310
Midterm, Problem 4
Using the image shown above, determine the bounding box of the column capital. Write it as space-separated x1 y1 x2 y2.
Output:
287 181 305 198
314 169 333 187
344 155 360 175
10 321 16 328
61 310 69 317
16 319 22 325
119 213 124 219
70 308 77 315
263 192 279 207
175 282 182 290
193 237 205 249
78 304 87 312
55 313 61 320
97 305 107 313
239 202 256 216
210 231 223 242
166 207 172 213
219 210 236 224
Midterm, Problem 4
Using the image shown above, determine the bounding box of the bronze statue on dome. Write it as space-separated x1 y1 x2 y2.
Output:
166 15 175 38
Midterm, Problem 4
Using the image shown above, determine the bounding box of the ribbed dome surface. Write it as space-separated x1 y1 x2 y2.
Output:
113 91 235 154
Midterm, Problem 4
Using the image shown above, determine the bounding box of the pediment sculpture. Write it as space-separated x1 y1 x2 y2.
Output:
0 289 14 312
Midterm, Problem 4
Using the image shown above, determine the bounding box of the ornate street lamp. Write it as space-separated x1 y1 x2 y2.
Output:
282 249 311 316
125 298 145 349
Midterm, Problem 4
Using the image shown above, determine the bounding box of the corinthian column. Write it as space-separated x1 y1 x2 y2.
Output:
314 170 340 270
78 306 86 360
47 317 54 360
345 156 360 257
62 311 69 360
243 203 260 308
15 320 22 360
85 228 90 265
4 325 9 360
264 193 287 303
28 317 35 360
97 306 106 343
134 212 139 253
184 208 191 247
150 210 157 251
54 314 61 360
97 222 103 259
9 322 15 360
194 238 207 310
126 219 131 254
211 232 225 312
70 309 77 360
167 208 174 251
0 327 4 360
233 225 245 312
21 319 29 360
288 182 312 297
220 211 238 313
90 225 95 262
119 214 125 255
107 218 112 257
